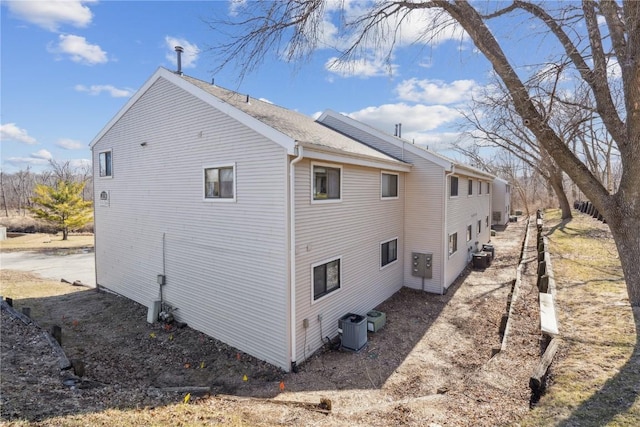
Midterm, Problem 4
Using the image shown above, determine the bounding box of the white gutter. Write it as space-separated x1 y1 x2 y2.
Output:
442 164 455 295
289 145 304 372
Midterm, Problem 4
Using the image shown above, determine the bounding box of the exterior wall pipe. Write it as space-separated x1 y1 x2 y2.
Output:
442 164 456 294
289 145 304 372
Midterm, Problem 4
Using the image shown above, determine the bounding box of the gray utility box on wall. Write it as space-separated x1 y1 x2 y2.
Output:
338 313 367 351
411 252 433 278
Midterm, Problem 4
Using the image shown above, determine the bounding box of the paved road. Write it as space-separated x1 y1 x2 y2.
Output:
1 249 95 287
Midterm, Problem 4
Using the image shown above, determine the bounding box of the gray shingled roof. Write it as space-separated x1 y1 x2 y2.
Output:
181 74 406 164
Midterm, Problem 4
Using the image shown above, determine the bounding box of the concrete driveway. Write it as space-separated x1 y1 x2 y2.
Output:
1 249 95 287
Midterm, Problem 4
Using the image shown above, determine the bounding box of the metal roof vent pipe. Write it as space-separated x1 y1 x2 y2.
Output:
174 46 184 75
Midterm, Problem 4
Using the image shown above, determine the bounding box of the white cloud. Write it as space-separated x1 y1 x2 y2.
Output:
55 138 85 150
32 149 53 160
228 0 247 17
325 55 398 78
396 78 479 104
6 149 53 167
607 57 622 80
48 34 108 65
5 0 95 32
69 158 91 170
0 123 37 145
75 84 133 97
348 103 463 133
165 36 199 69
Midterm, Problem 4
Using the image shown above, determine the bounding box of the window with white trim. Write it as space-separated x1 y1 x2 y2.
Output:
448 232 458 256
204 165 235 200
466 225 472 242
313 164 341 201
477 219 482 235
478 181 483 195
468 179 473 196
381 238 398 267
450 176 459 197
486 182 491 194
312 257 341 301
99 150 112 177
381 172 398 198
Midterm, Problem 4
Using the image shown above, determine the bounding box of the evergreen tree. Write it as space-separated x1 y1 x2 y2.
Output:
29 180 92 240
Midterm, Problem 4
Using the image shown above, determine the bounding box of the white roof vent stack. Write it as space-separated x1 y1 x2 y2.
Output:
174 46 184 75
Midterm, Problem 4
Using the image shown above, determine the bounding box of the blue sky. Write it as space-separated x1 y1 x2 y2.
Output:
1 0 534 173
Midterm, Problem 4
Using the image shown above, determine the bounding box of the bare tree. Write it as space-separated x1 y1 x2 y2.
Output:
208 0 640 318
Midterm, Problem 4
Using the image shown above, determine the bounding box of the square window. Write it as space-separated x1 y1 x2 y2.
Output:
381 173 398 198
468 179 473 196
313 258 341 300
381 238 398 267
204 165 235 200
99 151 112 177
313 164 341 200
466 225 472 242
448 232 458 256
450 176 459 197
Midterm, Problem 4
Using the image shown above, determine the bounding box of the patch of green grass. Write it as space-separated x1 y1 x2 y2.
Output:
522 209 639 426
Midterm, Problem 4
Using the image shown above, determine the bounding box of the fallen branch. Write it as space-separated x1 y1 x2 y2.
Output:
213 394 332 414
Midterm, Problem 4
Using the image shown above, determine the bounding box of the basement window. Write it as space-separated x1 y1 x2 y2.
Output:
204 164 235 201
312 257 341 301
381 238 398 268
448 232 458 256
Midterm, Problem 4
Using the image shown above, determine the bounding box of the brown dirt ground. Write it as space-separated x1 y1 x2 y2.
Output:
1 218 544 426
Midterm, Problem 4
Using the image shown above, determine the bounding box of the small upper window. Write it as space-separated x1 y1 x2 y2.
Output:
448 232 458 256
486 182 491 194
468 179 473 196
313 164 341 201
478 181 483 195
99 151 112 177
450 176 459 197
313 257 341 301
381 172 398 198
204 165 235 200
381 238 398 267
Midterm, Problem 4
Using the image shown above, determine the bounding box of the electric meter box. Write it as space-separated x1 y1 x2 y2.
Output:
411 252 433 278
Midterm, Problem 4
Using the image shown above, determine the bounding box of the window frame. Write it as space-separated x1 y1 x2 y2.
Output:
448 232 458 256
380 171 399 200
203 163 236 202
466 225 472 242
380 237 399 269
468 179 473 196
486 182 491 194
98 150 113 178
477 219 482 235
478 180 483 195
450 176 459 198
311 256 342 303
311 162 342 203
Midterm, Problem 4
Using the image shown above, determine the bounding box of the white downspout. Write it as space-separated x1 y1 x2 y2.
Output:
289 145 304 372
442 164 455 295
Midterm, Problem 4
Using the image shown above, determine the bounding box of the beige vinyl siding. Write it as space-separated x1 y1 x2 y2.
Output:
317 115 446 293
445 176 492 286
92 77 290 370
293 159 404 362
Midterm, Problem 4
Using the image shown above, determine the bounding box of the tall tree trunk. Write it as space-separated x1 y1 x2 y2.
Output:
62 228 68 241
609 215 640 309
549 168 572 220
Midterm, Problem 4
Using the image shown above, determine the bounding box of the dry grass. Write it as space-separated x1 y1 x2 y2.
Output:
521 209 640 427
0 233 94 252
